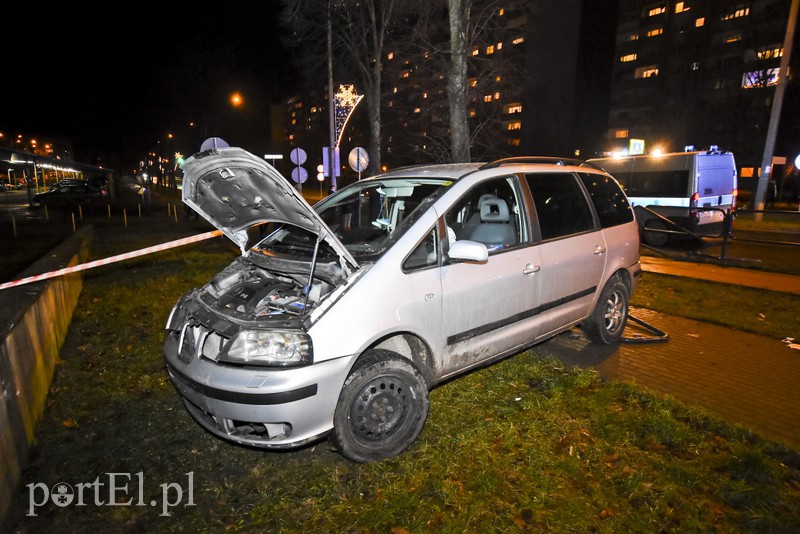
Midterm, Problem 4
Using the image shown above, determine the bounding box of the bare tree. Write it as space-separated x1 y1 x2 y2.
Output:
448 0 471 162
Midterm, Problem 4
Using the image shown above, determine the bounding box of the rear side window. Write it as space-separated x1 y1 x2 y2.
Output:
578 173 634 228
526 173 595 240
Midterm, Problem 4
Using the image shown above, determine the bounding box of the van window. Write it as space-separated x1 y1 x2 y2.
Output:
445 176 524 252
622 170 689 198
526 173 595 240
578 173 634 228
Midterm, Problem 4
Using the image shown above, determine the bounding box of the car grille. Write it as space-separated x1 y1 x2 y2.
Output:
178 323 228 364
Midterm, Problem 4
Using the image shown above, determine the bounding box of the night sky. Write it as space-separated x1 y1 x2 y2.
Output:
4 1 296 172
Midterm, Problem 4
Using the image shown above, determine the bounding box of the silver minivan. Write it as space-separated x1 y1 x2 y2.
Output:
164 147 640 462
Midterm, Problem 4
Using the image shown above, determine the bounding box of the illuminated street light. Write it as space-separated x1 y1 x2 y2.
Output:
230 92 243 107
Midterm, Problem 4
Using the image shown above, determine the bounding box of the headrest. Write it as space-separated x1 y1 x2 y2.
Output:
477 193 498 208
480 198 510 223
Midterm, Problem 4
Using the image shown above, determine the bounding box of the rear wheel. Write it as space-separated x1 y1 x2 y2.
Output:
331 350 429 463
582 275 629 344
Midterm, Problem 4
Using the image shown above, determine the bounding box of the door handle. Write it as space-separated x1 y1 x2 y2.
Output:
523 263 541 275
594 245 607 255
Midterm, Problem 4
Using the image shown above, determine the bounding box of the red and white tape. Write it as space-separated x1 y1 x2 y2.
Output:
0 230 223 291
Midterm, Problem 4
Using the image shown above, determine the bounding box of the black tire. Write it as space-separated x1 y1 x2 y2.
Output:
643 219 669 247
331 349 429 463
582 275 629 344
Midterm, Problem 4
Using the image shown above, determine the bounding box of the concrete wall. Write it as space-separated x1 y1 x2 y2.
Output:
0 225 92 522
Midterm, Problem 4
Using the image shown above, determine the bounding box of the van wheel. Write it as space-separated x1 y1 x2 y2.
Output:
643 219 669 247
582 276 629 344
331 350 429 463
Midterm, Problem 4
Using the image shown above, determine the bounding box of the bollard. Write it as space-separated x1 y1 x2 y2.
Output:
124 208 128 227
168 203 171 217
11 215 16 238
138 203 142 217
44 205 49 220
174 206 178 223
71 212 76 232
107 204 111 219
78 205 83 220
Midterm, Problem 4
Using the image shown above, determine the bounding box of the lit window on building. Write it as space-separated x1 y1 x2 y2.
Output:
615 129 629 139
621 53 637 62
496 75 502 82
484 94 493 102
499 8 504 15
721 6 749 20
675 1 690 13
505 103 522 113
648 6 666 16
494 91 501 100
507 121 522 131
512 36 524 45
469 109 477 117
414 108 421 113
695 17 705 27
423 92 429 99
289 134 294 141
627 33 639 41
402 71 410 78
742 69 779 89
647 28 663 37
691 61 700 70
486 45 495 54
726 33 742 43
635 65 659 78
472 48 480 56
393 87 398 93
757 47 783 60
469 78 478 87
509 139 520 147
291 119 297 125
740 167 754 178
497 42 503 50
388 51 394 60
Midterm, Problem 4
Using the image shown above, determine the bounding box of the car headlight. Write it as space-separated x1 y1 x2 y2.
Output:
220 329 312 367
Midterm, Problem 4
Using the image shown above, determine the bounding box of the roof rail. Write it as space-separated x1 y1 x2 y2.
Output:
480 156 600 170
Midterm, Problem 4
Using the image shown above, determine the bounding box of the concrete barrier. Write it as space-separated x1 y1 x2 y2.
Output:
0 225 92 522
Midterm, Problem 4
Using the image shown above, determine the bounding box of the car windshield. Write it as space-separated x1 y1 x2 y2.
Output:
250 178 452 263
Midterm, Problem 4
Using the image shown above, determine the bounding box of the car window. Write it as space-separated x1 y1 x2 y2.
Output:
525 172 595 240
403 227 438 271
445 175 525 253
577 172 634 228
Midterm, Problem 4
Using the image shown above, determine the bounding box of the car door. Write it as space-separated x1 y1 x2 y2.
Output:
438 175 544 379
524 171 607 339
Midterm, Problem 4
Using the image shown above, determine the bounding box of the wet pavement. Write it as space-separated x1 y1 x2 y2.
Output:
546 259 800 449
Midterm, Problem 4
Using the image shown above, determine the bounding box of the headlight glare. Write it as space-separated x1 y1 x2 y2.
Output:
221 330 312 367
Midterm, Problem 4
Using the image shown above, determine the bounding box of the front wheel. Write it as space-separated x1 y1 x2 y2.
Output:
582 276 629 344
331 350 429 463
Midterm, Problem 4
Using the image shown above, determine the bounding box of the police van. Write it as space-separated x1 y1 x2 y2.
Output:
588 149 737 246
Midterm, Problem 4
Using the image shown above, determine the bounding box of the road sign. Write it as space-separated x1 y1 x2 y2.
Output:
348 147 369 173
291 166 309 184
290 147 307 166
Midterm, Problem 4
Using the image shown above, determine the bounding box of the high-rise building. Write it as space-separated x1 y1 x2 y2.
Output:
606 0 797 182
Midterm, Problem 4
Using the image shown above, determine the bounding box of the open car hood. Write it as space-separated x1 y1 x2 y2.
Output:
181 146 357 269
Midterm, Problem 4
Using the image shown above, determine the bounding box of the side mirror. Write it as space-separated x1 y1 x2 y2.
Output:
448 240 489 263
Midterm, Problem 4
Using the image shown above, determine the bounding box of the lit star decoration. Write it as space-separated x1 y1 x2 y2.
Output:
334 84 364 147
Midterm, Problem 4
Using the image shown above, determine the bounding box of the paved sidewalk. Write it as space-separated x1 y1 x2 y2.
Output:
545 258 800 450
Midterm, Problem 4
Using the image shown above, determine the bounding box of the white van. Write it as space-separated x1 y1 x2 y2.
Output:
588 150 737 246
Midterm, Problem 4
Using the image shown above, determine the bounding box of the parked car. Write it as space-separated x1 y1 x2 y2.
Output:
32 180 108 208
164 147 641 462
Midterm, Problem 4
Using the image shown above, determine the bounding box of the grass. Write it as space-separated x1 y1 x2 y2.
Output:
631 272 799 340
5 213 800 532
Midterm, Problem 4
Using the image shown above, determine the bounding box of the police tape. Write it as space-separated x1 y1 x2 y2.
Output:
0 230 223 291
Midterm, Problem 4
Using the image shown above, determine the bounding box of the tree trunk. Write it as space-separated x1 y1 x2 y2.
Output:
448 0 471 163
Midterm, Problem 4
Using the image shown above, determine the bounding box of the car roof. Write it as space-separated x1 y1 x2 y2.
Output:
369 159 605 183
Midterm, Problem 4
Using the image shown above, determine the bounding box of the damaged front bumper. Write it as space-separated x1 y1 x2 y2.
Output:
164 332 355 449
